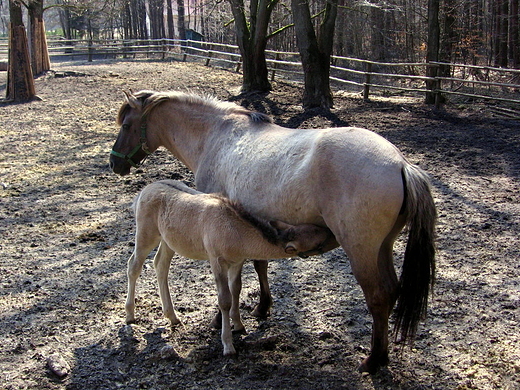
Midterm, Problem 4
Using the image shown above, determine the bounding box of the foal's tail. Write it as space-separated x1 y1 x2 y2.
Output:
394 163 437 344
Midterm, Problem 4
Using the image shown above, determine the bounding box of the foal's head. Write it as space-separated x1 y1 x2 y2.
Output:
271 221 338 258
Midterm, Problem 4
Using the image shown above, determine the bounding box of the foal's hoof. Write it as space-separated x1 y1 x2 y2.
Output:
168 317 182 327
223 347 237 357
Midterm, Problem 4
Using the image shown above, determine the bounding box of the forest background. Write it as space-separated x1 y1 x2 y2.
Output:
1 0 518 70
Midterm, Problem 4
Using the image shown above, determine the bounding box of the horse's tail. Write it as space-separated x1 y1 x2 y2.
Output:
394 163 437 344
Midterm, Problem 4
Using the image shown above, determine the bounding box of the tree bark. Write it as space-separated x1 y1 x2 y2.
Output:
291 0 337 109
7 0 36 102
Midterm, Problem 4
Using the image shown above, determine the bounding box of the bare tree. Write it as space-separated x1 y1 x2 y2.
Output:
425 0 440 104
511 0 520 68
178 0 187 42
291 0 338 109
6 0 36 102
28 0 50 75
228 0 279 92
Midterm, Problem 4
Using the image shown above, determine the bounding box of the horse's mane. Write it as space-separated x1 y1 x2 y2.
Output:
117 90 273 125
213 195 283 246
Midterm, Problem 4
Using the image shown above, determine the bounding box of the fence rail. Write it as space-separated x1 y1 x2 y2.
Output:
1 37 519 106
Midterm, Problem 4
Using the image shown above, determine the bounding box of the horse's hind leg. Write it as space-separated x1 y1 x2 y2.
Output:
349 224 402 373
251 260 272 317
154 241 181 326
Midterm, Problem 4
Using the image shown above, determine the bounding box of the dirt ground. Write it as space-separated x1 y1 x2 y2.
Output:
0 60 519 390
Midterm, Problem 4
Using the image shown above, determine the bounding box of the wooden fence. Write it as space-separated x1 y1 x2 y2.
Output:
1 37 520 108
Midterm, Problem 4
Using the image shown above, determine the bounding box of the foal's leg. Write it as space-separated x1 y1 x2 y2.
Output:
228 261 245 334
126 236 160 324
251 260 272 317
210 256 235 355
154 241 181 326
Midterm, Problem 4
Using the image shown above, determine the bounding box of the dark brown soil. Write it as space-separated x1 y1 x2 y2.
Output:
0 60 519 390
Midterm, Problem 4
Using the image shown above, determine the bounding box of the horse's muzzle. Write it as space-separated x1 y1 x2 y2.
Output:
109 156 131 176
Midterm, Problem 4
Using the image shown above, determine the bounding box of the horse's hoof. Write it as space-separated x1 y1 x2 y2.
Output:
251 304 271 318
358 359 378 374
232 327 247 335
358 354 389 374
210 311 223 329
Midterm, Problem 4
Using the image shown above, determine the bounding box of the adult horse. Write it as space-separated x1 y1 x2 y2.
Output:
109 90 436 374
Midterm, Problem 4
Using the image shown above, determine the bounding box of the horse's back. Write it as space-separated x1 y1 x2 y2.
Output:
196 125 406 229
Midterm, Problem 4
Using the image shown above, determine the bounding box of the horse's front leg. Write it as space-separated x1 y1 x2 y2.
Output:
210 256 235 356
251 260 272 317
154 241 181 326
126 236 160 324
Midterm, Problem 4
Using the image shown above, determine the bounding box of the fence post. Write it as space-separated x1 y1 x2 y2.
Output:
162 39 166 60
88 39 93 62
271 52 280 81
363 61 372 100
205 50 213 66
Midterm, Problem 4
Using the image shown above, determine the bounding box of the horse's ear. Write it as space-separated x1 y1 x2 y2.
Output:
123 90 142 110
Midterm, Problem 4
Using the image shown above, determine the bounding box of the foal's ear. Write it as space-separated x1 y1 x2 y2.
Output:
269 220 292 232
123 90 142 110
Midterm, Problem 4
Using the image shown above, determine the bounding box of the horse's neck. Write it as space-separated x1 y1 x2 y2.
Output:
151 102 217 173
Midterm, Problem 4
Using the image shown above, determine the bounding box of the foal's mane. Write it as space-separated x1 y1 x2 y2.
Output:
214 195 283 246
117 90 273 125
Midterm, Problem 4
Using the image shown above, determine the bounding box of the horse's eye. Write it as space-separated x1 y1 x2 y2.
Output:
122 124 130 131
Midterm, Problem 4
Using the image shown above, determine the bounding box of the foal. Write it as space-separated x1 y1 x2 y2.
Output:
125 180 335 356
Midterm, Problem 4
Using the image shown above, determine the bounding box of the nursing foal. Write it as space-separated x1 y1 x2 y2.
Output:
125 180 336 356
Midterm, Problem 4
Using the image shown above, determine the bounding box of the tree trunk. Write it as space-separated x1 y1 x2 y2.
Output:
178 0 187 42
228 0 277 93
134 0 148 39
291 0 337 109
511 0 519 68
149 0 165 40
439 0 456 77
28 0 51 75
166 0 175 40
7 0 36 102
494 0 509 67
425 0 440 104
